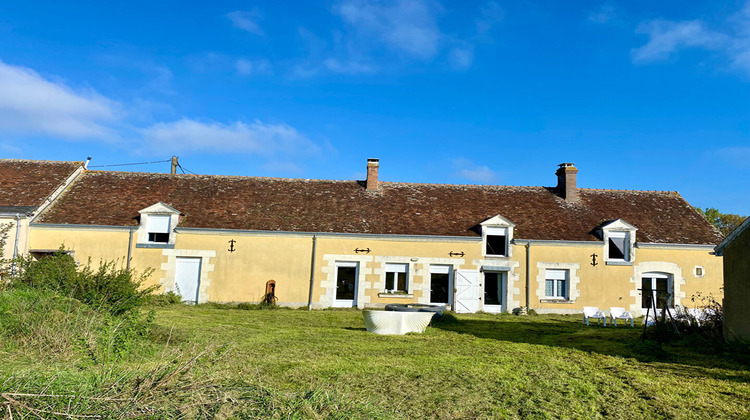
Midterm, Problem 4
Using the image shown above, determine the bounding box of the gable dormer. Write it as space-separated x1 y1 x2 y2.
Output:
136 202 180 248
599 219 637 265
480 215 516 258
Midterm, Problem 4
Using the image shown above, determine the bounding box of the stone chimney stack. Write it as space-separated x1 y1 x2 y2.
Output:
366 158 380 191
555 163 579 203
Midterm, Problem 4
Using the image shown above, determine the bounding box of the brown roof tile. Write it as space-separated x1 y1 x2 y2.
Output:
37 170 723 244
0 159 82 209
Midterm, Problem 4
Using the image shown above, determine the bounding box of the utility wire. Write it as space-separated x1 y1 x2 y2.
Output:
177 162 198 175
89 159 172 168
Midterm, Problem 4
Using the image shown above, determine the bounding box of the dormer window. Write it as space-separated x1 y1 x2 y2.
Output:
485 227 508 257
600 219 637 265
147 215 171 243
136 202 181 248
607 231 629 261
480 215 516 258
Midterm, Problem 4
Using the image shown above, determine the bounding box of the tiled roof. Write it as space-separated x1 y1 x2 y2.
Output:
37 170 723 244
0 159 82 208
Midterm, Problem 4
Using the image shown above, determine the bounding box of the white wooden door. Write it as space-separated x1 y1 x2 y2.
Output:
333 261 358 307
454 269 480 313
175 257 201 303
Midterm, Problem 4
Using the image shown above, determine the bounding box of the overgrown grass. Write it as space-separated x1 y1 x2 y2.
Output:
2 304 750 418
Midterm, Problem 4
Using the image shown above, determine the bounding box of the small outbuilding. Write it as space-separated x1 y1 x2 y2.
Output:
715 217 750 340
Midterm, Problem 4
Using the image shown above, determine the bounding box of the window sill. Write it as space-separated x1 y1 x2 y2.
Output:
606 260 633 266
378 293 414 298
540 299 575 304
136 243 175 249
484 255 509 259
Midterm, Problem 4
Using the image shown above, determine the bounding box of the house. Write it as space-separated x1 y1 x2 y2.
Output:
715 217 750 340
0 159 85 273
16 158 722 315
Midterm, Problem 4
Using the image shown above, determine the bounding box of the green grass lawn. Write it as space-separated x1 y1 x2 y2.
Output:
4 305 750 419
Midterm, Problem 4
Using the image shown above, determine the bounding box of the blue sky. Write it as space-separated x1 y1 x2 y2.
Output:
0 1 748 214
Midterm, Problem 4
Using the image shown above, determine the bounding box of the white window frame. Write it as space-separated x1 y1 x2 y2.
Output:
137 202 181 247
480 215 516 258
544 269 569 300
384 263 409 293
429 264 453 305
600 219 637 265
146 214 171 243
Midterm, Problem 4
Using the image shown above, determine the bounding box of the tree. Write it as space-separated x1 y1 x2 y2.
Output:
695 207 747 237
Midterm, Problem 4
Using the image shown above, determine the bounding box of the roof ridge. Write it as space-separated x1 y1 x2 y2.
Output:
84 170 358 183
0 158 82 165
580 187 678 194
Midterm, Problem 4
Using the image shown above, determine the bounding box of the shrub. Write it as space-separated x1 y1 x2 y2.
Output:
147 291 183 306
0 287 155 362
13 249 155 315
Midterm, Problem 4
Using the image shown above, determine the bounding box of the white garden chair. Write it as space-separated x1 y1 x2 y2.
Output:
583 306 607 326
609 307 634 327
688 308 706 326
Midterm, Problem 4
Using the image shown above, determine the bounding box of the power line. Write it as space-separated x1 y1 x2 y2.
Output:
177 162 198 175
89 159 172 168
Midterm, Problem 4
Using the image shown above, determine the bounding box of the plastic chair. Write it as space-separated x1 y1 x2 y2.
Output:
609 307 634 327
583 306 607 326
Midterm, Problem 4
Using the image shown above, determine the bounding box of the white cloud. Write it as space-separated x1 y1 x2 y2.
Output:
0 60 119 139
714 146 750 168
453 158 496 183
141 118 319 156
235 59 273 76
226 10 264 35
448 46 474 70
323 58 375 74
588 3 615 24
631 2 750 76
476 1 503 33
333 0 442 59
632 20 727 62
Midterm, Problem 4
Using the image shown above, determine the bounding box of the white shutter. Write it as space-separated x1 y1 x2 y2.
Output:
147 215 171 233
454 269 480 314
484 227 507 236
546 269 568 280
430 265 451 274
385 263 408 273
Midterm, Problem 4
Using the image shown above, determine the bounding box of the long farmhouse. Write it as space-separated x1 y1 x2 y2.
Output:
1 158 723 315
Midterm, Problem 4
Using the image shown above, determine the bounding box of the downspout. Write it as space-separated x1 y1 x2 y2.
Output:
10 214 21 276
525 242 531 314
126 228 135 270
307 234 318 310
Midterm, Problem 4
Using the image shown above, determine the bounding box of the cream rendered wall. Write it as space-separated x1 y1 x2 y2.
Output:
311 236 479 309
525 244 722 315
0 216 29 262
28 226 722 314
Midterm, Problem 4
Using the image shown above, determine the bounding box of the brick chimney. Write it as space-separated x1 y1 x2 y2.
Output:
366 158 380 191
555 163 579 203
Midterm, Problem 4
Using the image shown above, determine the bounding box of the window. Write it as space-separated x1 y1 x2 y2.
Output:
147 215 171 243
642 273 671 309
385 263 408 293
485 227 508 257
483 271 505 309
544 269 568 299
694 266 704 277
607 231 628 260
429 265 452 304
600 219 637 264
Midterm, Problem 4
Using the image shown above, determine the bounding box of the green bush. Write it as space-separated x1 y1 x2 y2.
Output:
13 250 155 315
147 291 183 306
0 287 155 362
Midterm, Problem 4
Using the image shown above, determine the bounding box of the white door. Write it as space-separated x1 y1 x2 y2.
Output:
482 271 506 313
333 261 358 308
454 269 480 313
175 257 201 303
